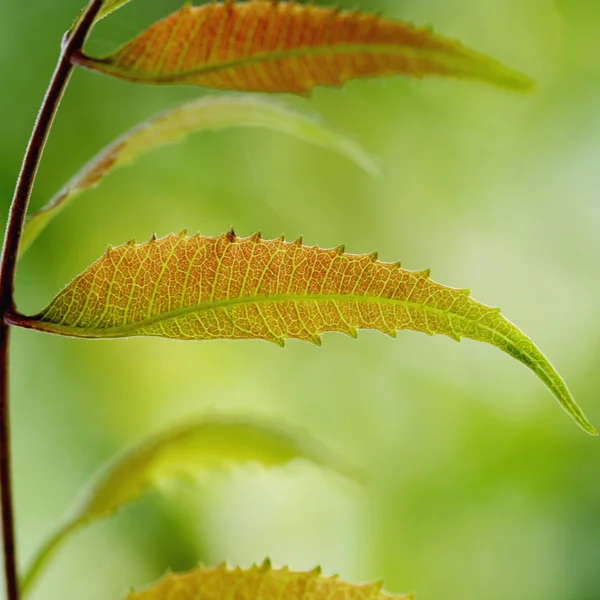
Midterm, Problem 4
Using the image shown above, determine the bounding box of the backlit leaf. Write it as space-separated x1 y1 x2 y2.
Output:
96 0 133 22
21 416 359 596
74 1 533 94
125 561 413 600
20 95 376 257
16 231 596 435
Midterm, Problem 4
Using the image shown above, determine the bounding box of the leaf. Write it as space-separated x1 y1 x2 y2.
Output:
74 1 534 94
96 0 133 22
20 416 360 596
124 561 413 600
17 231 595 435
20 95 376 257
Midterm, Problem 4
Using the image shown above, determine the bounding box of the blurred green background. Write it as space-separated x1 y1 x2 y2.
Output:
1 0 600 598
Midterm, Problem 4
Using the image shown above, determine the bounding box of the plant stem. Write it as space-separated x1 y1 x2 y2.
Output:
0 324 17 600
0 2 103 598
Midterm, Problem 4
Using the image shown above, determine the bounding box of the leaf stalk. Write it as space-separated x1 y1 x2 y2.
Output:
0 1 103 598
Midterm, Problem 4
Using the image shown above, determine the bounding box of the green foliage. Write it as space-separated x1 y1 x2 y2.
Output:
21 416 360 596
21 95 376 257
2 1 592 600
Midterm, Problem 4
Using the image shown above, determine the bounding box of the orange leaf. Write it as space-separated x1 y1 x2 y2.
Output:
75 1 533 94
13 231 595 435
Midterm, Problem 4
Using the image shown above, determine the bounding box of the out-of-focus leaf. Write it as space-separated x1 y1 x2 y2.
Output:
75 2 533 94
20 95 377 257
17 231 595 435
96 0 133 22
20 416 360 596
125 561 414 600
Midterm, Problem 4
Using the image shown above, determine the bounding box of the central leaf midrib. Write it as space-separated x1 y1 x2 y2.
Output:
44 291 498 339
91 42 484 82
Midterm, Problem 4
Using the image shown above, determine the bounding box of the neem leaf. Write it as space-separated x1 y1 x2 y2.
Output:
21 416 359 596
96 0 132 22
17 231 595 435
74 1 533 94
125 561 413 600
20 95 376 257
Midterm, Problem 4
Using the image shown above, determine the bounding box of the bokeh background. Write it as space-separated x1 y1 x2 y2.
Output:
1 0 600 598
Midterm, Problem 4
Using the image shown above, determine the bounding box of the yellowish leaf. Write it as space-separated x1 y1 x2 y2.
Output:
125 561 413 600
12 231 595 434
20 95 376 257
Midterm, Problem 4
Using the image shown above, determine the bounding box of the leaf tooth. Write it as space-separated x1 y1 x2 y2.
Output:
250 231 262 243
447 331 461 343
344 328 359 339
293 236 303 246
277 233 286 243
334 244 345 255
308 334 323 347
384 330 398 339
393 261 402 269
225 227 237 243
178 228 188 238
260 558 272 571
312 565 323 576
150 232 157 243
418 268 431 279
104 244 114 256
368 251 379 262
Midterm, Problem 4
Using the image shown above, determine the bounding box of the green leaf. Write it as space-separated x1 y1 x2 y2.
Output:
20 95 377 257
124 561 413 600
96 0 133 22
14 231 596 435
20 416 360 596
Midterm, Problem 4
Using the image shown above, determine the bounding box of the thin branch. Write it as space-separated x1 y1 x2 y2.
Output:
0 1 104 598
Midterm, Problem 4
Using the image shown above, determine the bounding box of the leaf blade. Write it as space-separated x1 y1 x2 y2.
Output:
96 0 132 22
125 561 413 600
24 231 596 435
20 416 359 596
75 2 533 94
20 95 376 257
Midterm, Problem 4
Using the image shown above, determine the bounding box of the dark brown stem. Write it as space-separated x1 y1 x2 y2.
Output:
0 1 103 598
0 324 16 600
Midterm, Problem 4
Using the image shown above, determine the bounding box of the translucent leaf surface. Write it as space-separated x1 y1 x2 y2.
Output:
75 1 533 94
21 417 359 596
125 561 413 600
16 231 595 434
20 95 376 257
96 0 132 22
